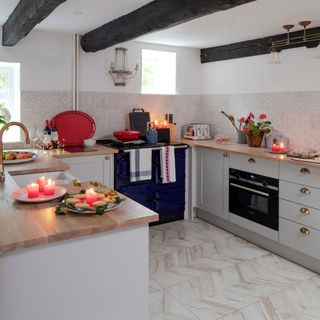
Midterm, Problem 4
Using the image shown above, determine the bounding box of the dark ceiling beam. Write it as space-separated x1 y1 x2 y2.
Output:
81 0 256 53
201 26 320 63
2 0 68 46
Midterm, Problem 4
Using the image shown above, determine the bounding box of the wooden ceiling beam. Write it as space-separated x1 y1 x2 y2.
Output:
2 0 68 46
81 0 256 53
201 26 320 63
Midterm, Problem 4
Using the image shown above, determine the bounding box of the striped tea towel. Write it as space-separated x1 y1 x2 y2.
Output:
160 146 176 184
129 148 152 182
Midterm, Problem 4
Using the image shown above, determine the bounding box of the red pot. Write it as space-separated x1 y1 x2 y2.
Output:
113 130 141 140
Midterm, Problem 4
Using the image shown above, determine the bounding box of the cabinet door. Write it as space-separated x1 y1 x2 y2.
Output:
196 148 228 219
60 156 104 183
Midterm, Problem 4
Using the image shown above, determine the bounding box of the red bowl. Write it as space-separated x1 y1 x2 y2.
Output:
113 130 141 140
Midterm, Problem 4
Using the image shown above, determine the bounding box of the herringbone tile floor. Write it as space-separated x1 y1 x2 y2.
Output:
149 219 320 320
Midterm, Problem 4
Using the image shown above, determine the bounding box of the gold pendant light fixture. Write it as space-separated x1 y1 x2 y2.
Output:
269 20 320 64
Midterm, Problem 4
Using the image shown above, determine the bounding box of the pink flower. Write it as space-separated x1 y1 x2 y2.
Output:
249 112 254 118
239 117 245 123
259 113 267 120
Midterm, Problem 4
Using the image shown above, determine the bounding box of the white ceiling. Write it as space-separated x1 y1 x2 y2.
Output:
1 0 320 48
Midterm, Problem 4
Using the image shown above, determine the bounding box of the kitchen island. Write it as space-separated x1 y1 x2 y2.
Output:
0 167 158 320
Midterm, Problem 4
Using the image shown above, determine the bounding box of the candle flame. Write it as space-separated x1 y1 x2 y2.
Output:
47 179 52 186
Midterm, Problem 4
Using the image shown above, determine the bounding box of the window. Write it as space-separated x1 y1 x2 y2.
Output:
141 49 176 95
0 62 20 142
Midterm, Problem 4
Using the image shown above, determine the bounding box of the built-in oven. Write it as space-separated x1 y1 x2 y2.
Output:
229 168 279 231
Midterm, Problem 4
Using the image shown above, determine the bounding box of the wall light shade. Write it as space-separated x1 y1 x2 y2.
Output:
268 51 282 64
109 47 138 86
314 43 320 59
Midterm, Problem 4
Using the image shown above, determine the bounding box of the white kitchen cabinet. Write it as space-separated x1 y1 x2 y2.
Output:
196 147 229 219
59 154 114 188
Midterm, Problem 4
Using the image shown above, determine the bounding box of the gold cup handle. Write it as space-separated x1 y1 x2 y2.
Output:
300 187 311 195
300 227 310 235
300 168 310 175
300 207 310 215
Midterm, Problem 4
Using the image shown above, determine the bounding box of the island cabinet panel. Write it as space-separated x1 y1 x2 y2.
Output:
0 225 149 320
60 154 114 187
196 148 229 219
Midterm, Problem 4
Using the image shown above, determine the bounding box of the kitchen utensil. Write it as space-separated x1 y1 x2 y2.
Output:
12 186 67 203
221 111 240 131
113 130 141 141
145 130 158 144
51 110 96 146
3 151 38 164
129 108 150 134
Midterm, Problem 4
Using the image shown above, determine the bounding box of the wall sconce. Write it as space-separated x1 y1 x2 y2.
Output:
109 47 139 86
268 20 320 63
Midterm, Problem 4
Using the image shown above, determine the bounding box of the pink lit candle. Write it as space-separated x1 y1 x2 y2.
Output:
37 176 47 193
43 179 56 196
27 183 39 198
85 188 98 206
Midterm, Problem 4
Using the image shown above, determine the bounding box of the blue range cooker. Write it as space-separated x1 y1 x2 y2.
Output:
97 139 188 225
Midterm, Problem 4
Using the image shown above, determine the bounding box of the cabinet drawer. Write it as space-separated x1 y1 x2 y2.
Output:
280 199 320 231
279 218 320 260
280 162 320 188
229 153 278 178
280 181 320 209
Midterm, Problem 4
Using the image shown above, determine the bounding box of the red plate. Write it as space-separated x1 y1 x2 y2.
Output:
51 111 96 146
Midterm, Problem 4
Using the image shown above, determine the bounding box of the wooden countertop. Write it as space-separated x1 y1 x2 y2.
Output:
180 139 320 169
0 176 159 255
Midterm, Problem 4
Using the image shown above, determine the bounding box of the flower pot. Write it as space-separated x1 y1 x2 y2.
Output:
247 133 264 147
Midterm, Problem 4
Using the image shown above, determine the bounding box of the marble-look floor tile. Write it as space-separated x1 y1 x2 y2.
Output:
149 219 319 320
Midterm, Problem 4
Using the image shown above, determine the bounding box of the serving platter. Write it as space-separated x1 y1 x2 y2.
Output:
66 201 123 214
3 150 38 164
12 186 67 203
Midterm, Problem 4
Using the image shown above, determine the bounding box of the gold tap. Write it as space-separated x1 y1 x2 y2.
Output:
0 122 30 181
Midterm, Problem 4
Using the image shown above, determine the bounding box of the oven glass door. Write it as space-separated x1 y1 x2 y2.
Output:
229 180 278 230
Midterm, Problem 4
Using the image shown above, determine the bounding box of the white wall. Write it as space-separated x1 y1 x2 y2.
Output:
201 47 320 94
79 41 201 94
0 29 73 91
0 29 202 95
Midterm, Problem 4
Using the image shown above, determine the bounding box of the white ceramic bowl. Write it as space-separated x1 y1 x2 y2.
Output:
83 138 96 147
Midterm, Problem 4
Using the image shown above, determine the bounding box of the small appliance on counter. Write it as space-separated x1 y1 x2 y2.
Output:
183 124 211 140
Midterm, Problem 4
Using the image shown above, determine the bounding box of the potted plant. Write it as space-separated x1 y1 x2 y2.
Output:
240 113 271 147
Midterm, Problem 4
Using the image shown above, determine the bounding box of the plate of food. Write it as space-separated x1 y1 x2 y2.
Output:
3 150 38 164
56 189 126 215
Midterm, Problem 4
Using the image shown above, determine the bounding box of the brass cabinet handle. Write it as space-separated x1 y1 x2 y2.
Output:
300 207 310 215
300 227 310 235
248 158 256 164
300 168 310 175
105 154 111 160
223 152 229 158
300 187 311 195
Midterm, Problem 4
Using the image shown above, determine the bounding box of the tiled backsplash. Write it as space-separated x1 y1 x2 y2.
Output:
202 91 320 150
13 90 320 151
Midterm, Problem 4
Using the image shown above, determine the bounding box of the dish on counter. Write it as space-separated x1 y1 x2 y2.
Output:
12 186 67 203
56 189 126 215
3 150 38 164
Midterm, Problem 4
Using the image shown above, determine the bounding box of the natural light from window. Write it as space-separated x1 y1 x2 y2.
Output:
141 49 176 95
0 62 20 142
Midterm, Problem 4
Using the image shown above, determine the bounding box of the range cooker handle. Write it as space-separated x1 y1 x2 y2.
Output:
230 183 270 197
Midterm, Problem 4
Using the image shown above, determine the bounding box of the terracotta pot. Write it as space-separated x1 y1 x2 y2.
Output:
247 133 264 147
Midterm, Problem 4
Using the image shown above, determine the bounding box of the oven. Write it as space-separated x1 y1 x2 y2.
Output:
229 168 279 231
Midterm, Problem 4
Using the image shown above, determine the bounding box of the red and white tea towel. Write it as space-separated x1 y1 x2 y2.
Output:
160 146 176 184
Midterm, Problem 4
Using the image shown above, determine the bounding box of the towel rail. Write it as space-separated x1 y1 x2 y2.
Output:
123 145 188 152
